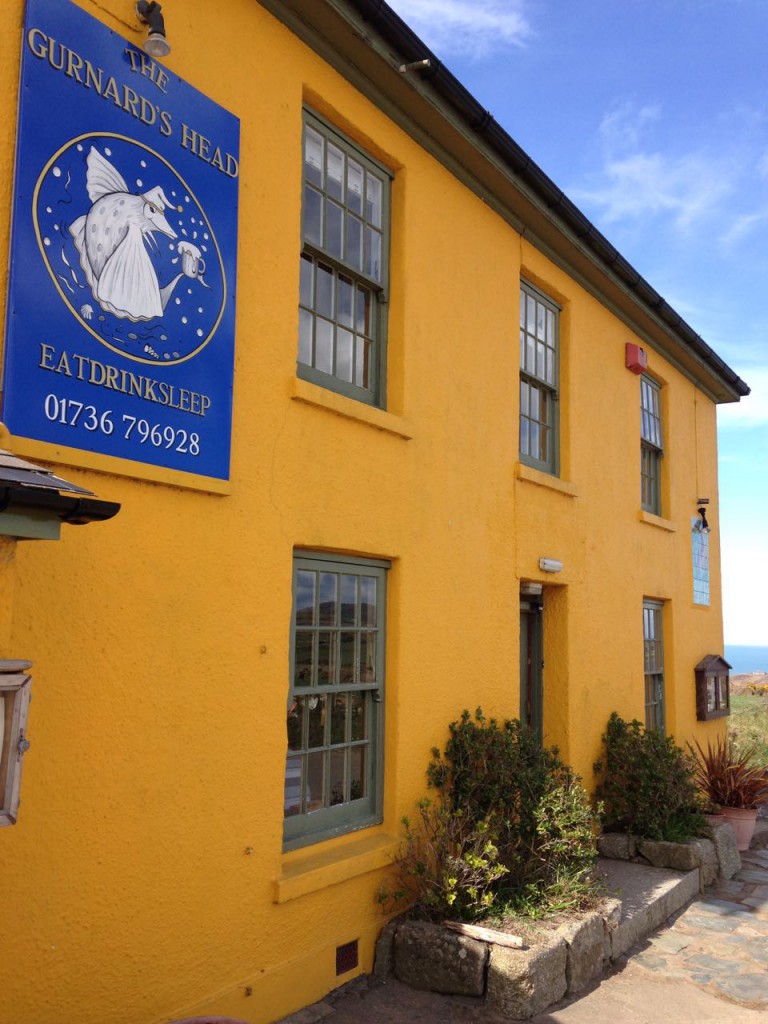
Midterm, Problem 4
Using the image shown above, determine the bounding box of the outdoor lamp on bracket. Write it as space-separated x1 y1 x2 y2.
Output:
135 1 171 59
696 497 711 533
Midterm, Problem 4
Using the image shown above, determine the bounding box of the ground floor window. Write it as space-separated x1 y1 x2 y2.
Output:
284 552 387 850
643 600 665 734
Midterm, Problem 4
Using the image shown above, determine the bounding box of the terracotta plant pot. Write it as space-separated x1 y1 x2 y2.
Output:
720 806 758 851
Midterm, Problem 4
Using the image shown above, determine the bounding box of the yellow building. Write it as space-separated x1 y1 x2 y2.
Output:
0 1 748 1023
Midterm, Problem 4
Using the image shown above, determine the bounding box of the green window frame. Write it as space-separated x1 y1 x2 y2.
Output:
298 110 391 406
284 552 388 850
641 375 663 514
519 281 559 475
643 600 665 735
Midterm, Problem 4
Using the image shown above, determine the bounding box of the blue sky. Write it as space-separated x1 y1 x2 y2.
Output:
387 0 768 646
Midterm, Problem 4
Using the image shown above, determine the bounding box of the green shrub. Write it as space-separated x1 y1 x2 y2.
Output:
594 712 705 841
378 799 509 922
383 709 600 920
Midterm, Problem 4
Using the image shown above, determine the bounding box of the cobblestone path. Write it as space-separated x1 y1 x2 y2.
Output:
633 846 768 1009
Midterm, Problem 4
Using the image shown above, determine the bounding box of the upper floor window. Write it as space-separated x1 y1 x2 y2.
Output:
640 375 663 514
520 282 559 475
284 552 388 850
298 111 390 406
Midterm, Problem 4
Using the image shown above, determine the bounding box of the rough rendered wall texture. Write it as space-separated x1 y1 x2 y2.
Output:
0 2 727 1023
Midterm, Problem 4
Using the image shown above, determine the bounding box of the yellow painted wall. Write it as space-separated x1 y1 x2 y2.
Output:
0 2 728 1023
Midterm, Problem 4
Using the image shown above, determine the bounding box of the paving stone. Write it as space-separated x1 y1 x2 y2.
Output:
714 973 768 1004
697 897 756 919
683 953 734 973
631 950 668 970
743 896 768 910
708 879 746 896
675 912 740 933
735 870 768 883
647 931 690 954
725 937 768 962
743 849 768 865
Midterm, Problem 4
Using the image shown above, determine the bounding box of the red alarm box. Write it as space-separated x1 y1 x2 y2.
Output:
625 343 647 374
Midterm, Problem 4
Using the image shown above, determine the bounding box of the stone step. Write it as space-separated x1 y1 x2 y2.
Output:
597 857 700 959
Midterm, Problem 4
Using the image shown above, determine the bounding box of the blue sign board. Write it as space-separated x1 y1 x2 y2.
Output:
3 0 240 481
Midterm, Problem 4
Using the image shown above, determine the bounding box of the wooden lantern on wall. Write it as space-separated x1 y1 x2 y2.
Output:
695 654 731 721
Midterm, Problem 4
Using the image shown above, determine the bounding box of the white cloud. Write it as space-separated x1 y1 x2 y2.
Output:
572 151 732 230
385 0 531 58
599 102 660 152
720 210 768 247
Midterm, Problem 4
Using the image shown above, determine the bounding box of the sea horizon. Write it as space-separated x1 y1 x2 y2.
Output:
725 644 768 675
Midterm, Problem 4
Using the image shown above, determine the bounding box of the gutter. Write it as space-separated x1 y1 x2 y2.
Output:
324 0 751 400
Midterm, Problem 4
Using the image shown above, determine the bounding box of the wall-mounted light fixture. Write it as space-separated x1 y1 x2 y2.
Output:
135 1 171 59
539 557 563 574
399 59 432 74
695 497 711 533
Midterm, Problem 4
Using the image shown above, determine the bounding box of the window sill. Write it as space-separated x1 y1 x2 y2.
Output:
638 510 677 533
515 463 579 497
274 831 399 904
290 378 412 440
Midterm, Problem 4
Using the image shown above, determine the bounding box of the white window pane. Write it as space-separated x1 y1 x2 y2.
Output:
316 264 333 318
546 308 555 344
360 576 377 625
315 320 333 374
303 185 322 246
284 756 302 816
346 214 362 271
299 254 313 307
295 570 316 624
366 174 382 227
347 160 363 214
304 127 323 186
536 301 546 340
536 341 546 380
325 201 343 259
337 276 354 328
520 417 529 456
355 337 367 388
298 309 313 366
336 328 353 382
365 227 382 281
326 142 344 200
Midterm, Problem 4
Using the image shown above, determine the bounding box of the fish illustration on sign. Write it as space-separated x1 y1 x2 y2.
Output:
70 147 191 321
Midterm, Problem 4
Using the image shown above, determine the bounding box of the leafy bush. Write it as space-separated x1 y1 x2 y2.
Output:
593 713 705 841
382 709 600 920
690 734 768 809
378 800 509 922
